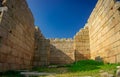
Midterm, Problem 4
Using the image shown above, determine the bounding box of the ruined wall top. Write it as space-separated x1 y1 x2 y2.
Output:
49 38 73 42
35 26 41 33
74 24 89 38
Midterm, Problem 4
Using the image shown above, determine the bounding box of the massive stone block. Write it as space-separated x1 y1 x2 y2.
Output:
50 39 75 64
0 0 35 71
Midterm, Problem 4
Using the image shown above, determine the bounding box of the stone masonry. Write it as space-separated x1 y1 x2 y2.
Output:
33 27 50 66
0 0 120 71
74 25 90 61
50 38 75 64
0 0 35 71
88 0 120 63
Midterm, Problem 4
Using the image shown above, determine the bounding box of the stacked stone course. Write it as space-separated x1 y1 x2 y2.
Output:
0 0 120 72
74 25 90 61
88 0 120 63
50 38 75 64
33 27 50 66
0 0 35 71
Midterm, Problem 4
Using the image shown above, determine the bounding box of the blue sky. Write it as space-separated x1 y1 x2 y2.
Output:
26 0 97 38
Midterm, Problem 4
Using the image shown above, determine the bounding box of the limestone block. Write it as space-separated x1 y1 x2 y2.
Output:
116 66 120 77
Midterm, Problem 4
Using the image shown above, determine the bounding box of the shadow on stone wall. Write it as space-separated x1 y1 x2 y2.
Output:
75 50 90 62
50 44 74 65
95 56 103 62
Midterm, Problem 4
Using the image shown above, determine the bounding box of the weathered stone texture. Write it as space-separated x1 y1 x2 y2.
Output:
88 0 120 63
74 25 90 61
0 0 120 72
50 39 75 64
33 27 50 66
0 0 35 71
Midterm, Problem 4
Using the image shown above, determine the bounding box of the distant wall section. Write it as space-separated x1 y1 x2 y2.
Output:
74 25 90 61
33 27 50 66
50 39 75 64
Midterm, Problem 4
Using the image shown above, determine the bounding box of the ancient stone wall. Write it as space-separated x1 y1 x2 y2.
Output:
0 0 35 71
33 27 50 66
88 0 120 63
50 39 75 64
0 0 120 72
74 25 90 61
